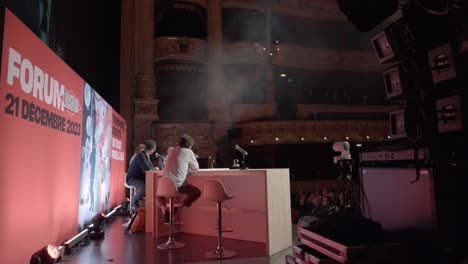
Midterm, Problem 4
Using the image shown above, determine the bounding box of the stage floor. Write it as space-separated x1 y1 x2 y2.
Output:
61 216 295 264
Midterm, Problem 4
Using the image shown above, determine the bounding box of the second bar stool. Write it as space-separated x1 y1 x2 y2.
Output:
203 179 236 259
156 176 185 250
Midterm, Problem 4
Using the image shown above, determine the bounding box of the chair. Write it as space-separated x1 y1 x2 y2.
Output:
124 174 137 215
156 176 185 250
203 179 236 259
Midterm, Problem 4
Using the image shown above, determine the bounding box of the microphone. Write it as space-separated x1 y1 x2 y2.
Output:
155 152 166 161
234 144 248 156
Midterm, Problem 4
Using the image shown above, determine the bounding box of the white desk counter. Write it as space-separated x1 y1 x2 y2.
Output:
146 168 292 256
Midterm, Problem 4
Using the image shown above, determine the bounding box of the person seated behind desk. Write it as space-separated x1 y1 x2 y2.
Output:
157 134 201 223
126 140 158 209
129 143 146 167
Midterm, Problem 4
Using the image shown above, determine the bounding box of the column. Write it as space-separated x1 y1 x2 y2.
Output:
120 0 136 161
207 0 230 122
133 0 159 144
134 0 155 99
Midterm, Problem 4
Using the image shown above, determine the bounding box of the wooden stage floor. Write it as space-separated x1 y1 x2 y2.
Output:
61 216 294 264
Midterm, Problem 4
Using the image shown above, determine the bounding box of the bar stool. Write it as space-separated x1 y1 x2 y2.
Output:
124 174 136 215
156 176 185 250
203 179 236 259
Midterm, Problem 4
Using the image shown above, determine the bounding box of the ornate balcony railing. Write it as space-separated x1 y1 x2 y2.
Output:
271 44 385 72
154 37 207 63
296 104 402 120
232 104 277 123
223 41 268 64
232 119 391 145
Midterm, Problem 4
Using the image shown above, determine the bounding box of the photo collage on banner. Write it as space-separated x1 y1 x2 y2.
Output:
78 83 115 230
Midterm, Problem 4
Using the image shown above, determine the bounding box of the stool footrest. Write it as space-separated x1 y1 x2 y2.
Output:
211 227 233 232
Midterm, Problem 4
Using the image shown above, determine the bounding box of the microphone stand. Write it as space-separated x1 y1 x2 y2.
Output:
240 154 248 170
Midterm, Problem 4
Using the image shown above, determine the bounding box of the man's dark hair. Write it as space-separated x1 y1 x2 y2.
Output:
178 134 194 148
144 140 156 151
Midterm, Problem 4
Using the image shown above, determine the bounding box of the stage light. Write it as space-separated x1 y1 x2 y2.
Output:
337 0 399 32
63 229 89 255
106 205 121 220
30 244 61 264
370 19 416 63
89 212 106 240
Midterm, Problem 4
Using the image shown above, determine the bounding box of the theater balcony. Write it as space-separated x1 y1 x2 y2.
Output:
153 37 207 64
230 104 402 145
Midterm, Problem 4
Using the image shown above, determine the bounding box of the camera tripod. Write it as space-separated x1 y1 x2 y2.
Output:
330 158 361 216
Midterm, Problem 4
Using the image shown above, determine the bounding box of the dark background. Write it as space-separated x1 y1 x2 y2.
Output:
4 0 121 110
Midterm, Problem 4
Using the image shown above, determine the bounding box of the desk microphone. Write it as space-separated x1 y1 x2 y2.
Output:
155 152 166 161
234 144 248 156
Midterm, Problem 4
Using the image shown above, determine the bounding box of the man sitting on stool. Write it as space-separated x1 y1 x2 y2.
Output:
157 134 201 223
126 140 158 209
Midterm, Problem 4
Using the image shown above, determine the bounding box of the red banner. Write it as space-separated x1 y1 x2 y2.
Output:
0 9 126 263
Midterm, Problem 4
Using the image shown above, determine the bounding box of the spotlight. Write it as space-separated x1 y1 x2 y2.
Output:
30 244 61 264
89 212 106 240
370 19 416 63
337 0 399 32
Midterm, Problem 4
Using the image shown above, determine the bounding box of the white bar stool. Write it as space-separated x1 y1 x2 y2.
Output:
203 179 236 259
156 176 185 250
124 174 136 215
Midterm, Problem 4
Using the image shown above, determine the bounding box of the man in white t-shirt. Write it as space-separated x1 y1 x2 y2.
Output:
157 134 201 222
